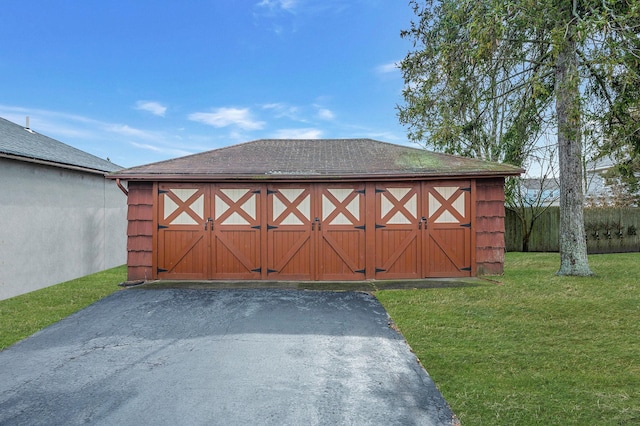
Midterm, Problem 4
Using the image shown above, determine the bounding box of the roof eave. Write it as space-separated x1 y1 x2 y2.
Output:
1 152 115 176
107 169 523 182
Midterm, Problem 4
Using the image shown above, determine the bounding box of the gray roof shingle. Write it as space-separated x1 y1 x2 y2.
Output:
0 116 121 173
110 138 523 180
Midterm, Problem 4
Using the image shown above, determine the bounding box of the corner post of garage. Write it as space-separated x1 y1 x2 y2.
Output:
470 179 478 276
151 181 159 280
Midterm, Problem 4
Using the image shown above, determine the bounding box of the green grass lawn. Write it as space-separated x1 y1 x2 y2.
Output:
0 265 126 350
376 252 640 425
2 256 639 424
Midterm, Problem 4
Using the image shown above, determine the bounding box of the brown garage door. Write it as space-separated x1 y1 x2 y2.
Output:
157 184 261 280
266 184 366 280
156 181 472 280
157 183 208 280
375 181 472 278
423 181 473 277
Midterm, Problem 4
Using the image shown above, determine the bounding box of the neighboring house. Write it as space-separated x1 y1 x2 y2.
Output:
108 139 523 281
519 178 560 207
584 156 617 205
0 116 127 300
517 156 623 207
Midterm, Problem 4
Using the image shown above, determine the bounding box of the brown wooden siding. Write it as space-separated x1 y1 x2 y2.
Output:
475 178 506 275
124 177 508 280
127 181 154 280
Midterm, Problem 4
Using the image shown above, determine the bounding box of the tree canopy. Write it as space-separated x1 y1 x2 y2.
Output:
399 0 640 276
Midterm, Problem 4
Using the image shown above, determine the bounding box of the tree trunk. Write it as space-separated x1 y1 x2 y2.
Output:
555 23 593 276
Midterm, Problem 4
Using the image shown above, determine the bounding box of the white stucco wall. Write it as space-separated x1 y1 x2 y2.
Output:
0 157 128 300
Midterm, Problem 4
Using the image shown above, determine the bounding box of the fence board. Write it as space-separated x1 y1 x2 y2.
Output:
506 207 640 253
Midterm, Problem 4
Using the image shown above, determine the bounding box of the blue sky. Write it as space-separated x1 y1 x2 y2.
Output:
0 1 415 168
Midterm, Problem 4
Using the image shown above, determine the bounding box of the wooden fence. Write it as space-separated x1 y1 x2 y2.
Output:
505 207 640 253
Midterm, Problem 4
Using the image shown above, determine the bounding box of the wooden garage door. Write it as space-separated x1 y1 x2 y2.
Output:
157 184 208 279
317 185 366 280
156 181 473 280
266 185 314 280
374 181 472 278
157 184 261 279
374 183 422 279
210 186 262 279
424 181 472 277
266 184 365 280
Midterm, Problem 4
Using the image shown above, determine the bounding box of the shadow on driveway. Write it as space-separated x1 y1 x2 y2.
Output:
0 289 458 425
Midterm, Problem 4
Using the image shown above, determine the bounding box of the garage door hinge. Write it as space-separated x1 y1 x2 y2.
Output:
355 189 366 194
252 189 261 194
251 267 262 273
461 187 471 192
251 225 261 230
267 268 278 273
375 268 386 273
355 269 366 274
375 188 386 193
461 267 472 271
267 189 278 195
267 224 278 230
354 225 365 230
158 189 169 194
158 224 168 230
157 268 168 273
375 224 386 229
461 223 471 228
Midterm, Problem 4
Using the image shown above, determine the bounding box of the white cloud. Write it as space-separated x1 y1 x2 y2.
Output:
135 101 167 117
262 102 283 110
130 142 193 157
254 0 300 34
188 107 265 130
106 124 156 139
376 61 400 74
316 108 335 120
254 0 351 34
262 102 334 123
256 0 298 12
272 128 323 139
262 102 302 120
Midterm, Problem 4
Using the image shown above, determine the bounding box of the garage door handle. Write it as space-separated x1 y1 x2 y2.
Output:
205 218 213 230
418 217 427 229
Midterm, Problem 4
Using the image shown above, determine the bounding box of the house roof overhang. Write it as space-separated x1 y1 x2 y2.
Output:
1 152 112 176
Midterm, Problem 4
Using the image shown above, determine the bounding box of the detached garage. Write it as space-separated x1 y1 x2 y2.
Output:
108 139 522 282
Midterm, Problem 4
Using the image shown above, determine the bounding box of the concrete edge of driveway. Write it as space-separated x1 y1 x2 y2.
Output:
122 277 488 292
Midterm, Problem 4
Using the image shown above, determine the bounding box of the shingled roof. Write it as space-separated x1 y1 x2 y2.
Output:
109 139 523 181
0 116 121 173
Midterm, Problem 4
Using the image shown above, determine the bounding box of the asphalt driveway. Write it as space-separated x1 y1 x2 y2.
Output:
0 289 456 425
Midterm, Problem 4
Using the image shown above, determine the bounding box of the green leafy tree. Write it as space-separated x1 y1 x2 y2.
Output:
399 0 639 275
584 1 640 187
398 0 554 166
